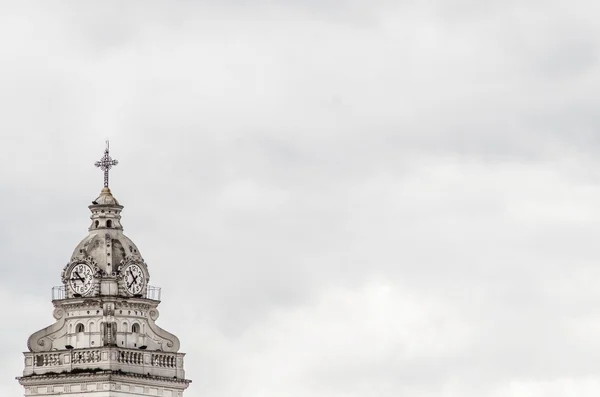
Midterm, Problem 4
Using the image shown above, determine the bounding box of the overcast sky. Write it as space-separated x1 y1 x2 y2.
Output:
2 1 600 396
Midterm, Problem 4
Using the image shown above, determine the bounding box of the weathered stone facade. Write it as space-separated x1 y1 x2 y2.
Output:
17 146 191 396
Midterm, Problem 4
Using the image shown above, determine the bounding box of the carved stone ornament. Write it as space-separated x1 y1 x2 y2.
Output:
149 309 159 321
53 308 65 320
119 256 149 275
94 264 106 278
19 145 190 393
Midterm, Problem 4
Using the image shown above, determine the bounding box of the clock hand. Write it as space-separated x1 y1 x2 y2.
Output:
129 269 140 284
74 272 85 283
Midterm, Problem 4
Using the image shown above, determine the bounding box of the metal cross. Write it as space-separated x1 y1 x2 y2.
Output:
95 141 119 188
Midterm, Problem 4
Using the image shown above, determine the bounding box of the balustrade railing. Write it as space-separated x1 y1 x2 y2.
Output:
25 347 182 378
71 350 101 364
146 285 161 301
117 350 144 365
151 353 177 368
51 286 66 300
34 353 61 367
51 285 161 300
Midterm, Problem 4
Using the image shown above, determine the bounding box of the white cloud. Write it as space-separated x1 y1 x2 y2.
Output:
3 1 600 396
490 378 600 397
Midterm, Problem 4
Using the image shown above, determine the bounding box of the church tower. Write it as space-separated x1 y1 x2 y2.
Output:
17 143 191 396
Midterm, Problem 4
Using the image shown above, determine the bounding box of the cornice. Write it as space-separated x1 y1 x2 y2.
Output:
55 296 159 310
17 370 191 387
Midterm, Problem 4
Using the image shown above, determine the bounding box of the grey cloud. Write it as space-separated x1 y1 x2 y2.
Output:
3 1 600 396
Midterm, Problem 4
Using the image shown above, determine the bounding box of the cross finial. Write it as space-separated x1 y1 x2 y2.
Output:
95 140 119 188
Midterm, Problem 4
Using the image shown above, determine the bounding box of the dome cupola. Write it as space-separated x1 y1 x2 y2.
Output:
20 141 190 397
61 142 149 298
88 187 123 231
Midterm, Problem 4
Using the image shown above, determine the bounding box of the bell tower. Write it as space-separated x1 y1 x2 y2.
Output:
17 143 191 396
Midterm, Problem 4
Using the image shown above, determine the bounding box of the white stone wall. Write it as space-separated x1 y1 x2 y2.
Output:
23 348 186 379
20 187 190 396
22 380 186 396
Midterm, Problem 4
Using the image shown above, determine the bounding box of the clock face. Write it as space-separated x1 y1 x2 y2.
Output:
69 263 94 296
124 264 145 295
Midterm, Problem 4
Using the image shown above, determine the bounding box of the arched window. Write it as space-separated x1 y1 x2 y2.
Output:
106 220 112 228
76 323 85 333
94 220 99 228
132 323 140 333
89 322 95 332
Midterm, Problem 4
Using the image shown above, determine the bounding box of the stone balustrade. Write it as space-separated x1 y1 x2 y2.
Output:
152 353 177 368
23 347 185 379
71 350 102 364
34 353 62 367
118 350 144 365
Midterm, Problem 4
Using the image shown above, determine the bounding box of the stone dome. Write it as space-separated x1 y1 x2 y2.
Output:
60 145 152 299
70 230 144 277
92 187 120 205
67 187 149 281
